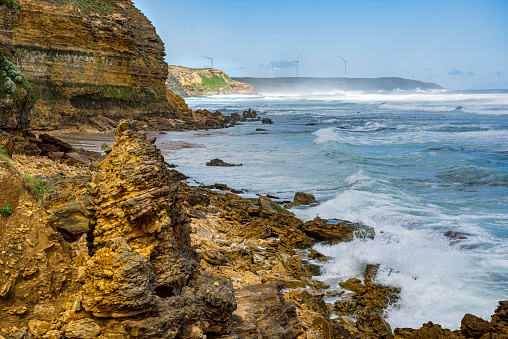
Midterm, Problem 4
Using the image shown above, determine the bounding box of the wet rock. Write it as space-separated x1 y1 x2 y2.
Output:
258 196 294 216
461 313 490 338
335 265 400 317
62 318 100 339
490 301 508 335
394 322 458 338
35 134 72 155
256 128 267 131
206 158 242 167
285 289 330 317
444 231 469 240
261 118 273 124
284 192 318 208
308 248 330 262
294 191 317 206
242 108 257 119
302 217 375 244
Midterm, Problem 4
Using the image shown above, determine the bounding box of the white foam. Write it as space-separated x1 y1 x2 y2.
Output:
300 184 504 330
313 127 338 144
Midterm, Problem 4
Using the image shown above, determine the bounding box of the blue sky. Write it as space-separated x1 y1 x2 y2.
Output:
132 0 508 90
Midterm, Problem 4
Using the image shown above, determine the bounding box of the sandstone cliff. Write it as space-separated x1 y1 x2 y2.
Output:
2 0 186 130
167 65 255 97
0 0 32 129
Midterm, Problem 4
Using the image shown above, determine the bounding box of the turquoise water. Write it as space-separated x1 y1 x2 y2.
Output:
172 90 508 329
61 90 508 329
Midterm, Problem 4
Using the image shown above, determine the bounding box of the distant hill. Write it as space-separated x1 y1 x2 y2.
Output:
167 66 255 97
231 77 444 94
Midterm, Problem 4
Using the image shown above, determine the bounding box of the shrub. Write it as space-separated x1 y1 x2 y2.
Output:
23 175 50 198
0 205 13 218
3 77 16 93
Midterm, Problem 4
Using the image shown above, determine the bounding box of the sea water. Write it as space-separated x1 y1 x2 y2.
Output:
63 90 508 329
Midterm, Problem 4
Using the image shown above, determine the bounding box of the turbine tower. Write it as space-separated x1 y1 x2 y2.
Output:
293 53 302 77
339 55 352 77
202 51 220 68
267 61 281 78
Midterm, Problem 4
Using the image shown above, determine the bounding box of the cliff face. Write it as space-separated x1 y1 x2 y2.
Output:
0 1 32 129
167 65 255 97
7 0 178 129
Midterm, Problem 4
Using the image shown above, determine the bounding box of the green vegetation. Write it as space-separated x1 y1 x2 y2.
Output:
0 205 13 218
0 0 19 12
14 45 94 59
29 79 162 107
101 142 108 150
0 145 8 161
167 65 244 97
0 54 29 98
23 174 50 198
48 0 112 14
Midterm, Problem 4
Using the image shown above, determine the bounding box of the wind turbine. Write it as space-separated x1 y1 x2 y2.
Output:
202 51 220 68
292 53 302 77
267 61 280 78
339 55 352 77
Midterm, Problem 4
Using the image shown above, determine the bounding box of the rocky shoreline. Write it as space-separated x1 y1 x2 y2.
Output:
0 121 507 339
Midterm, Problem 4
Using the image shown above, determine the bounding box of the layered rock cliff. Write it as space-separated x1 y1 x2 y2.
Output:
2 0 185 130
167 65 255 97
0 0 32 129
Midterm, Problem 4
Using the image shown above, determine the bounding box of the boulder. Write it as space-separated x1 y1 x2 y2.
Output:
35 134 73 154
461 313 490 338
82 237 156 318
356 311 393 339
293 191 317 206
62 319 100 339
302 217 375 244
231 283 303 338
261 118 273 124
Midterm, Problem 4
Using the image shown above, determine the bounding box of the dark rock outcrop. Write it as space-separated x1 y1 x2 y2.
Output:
206 158 242 167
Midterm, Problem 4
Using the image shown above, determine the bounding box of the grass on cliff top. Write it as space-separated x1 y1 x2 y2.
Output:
48 0 112 14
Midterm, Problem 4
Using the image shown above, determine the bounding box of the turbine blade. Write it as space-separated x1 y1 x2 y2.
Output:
339 55 346 62
214 51 221 58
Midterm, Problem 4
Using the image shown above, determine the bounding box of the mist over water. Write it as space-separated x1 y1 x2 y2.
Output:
61 90 508 329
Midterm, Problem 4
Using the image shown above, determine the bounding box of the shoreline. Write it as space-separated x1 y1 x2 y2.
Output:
2 121 506 337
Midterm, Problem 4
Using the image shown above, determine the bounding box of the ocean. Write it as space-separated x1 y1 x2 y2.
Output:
63 89 508 330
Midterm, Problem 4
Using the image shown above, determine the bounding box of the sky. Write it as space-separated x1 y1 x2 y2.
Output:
132 0 508 90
